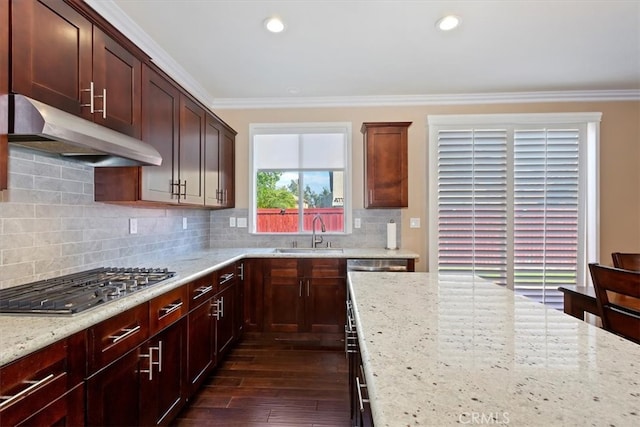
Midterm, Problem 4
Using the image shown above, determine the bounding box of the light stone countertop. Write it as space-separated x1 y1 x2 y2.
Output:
348 272 640 427
0 247 417 366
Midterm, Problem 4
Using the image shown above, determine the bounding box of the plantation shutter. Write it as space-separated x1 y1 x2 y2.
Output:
436 129 508 285
432 117 589 310
513 128 580 308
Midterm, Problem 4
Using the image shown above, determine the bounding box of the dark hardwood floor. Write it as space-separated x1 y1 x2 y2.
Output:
172 336 350 426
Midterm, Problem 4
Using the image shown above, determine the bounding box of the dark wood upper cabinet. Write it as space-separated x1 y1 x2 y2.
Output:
139 65 181 203
11 0 92 117
178 94 206 205
11 0 141 138
204 114 236 208
6 0 236 206
362 122 412 208
219 128 236 207
92 26 142 138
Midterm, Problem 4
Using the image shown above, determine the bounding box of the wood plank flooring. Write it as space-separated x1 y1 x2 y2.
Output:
172 336 350 426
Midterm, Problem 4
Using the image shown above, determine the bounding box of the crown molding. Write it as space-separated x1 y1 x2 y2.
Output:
211 90 640 109
85 1 640 112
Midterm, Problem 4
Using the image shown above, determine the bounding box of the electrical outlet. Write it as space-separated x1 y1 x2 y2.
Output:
410 218 421 228
129 218 137 234
354 218 361 229
229 217 236 227
237 217 247 228
182 217 188 230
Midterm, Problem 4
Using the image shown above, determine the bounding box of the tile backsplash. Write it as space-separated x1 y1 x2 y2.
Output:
1 148 400 288
0 148 210 288
209 208 401 250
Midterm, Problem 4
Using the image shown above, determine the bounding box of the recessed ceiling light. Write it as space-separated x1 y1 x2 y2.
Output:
264 17 285 33
436 15 460 31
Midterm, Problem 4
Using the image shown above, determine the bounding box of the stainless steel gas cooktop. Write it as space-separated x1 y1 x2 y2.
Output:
0 267 176 315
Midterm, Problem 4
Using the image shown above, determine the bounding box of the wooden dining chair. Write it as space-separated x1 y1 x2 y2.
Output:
588 263 640 344
611 252 640 271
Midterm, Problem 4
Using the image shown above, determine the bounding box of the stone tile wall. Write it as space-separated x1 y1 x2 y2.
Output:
209 208 401 250
0 148 210 288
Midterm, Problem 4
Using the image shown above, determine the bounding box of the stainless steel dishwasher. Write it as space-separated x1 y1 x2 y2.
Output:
347 258 409 272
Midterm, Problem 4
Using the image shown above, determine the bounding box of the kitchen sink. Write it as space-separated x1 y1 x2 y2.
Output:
274 248 344 254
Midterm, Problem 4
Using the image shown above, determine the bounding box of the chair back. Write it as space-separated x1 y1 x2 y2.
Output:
611 252 640 271
588 263 640 344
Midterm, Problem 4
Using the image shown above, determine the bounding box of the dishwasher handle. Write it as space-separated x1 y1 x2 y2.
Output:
347 259 409 272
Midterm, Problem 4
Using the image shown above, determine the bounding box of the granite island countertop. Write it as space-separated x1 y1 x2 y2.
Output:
0 247 418 366
348 272 640 427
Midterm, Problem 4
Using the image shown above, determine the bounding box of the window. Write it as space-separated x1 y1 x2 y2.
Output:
428 113 600 308
250 123 351 234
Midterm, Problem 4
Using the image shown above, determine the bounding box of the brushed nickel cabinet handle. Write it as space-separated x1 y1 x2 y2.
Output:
193 285 213 300
81 81 95 113
219 273 234 285
140 340 162 381
159 301 183 318
108 324 141 345
237 263 244 280
0 373 55 409
356 376 369 413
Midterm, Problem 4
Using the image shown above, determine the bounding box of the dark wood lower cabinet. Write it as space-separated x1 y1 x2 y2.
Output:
86 348 141 426
141 319 187 426
214 282 236 358
187 295 216 395
87 318 187 426
264 258 346 334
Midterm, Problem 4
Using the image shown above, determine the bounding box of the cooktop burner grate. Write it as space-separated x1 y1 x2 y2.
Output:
0 267 176 315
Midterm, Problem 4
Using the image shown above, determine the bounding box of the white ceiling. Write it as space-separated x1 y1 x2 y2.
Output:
88 0 640 108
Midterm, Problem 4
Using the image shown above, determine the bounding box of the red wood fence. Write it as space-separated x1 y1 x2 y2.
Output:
257 208 344 232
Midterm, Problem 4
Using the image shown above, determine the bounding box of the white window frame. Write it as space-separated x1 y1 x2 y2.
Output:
428 113 601 294
249 122 352 235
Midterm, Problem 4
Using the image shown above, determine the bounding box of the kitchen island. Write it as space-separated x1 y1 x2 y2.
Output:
348 272 640 427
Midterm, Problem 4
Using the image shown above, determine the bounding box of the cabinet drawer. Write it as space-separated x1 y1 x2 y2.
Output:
306 258 346 278
14 383 84 427
88 303 149 373
149 285 188 334
267 258 299 277
188 273 216 311
0 335 84 426
217 263 236 289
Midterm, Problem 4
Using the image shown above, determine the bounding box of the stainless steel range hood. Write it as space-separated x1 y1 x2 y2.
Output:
6 94 162 167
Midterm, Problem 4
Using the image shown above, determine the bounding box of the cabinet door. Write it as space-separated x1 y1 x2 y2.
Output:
140 320 187 426
187 298 216 395
243 259 264 333
305 258 346 333
306 276 346 333
264 259 304 333
219 128 236 207
362 122 411 208
215 283 236 358
204 114 222 206
178 95 205 205
140 65 180 203
86 349 141 426
92 27 141 137
11 0 92 117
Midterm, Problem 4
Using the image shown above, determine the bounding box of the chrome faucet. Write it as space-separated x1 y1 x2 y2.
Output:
311 214 326 248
